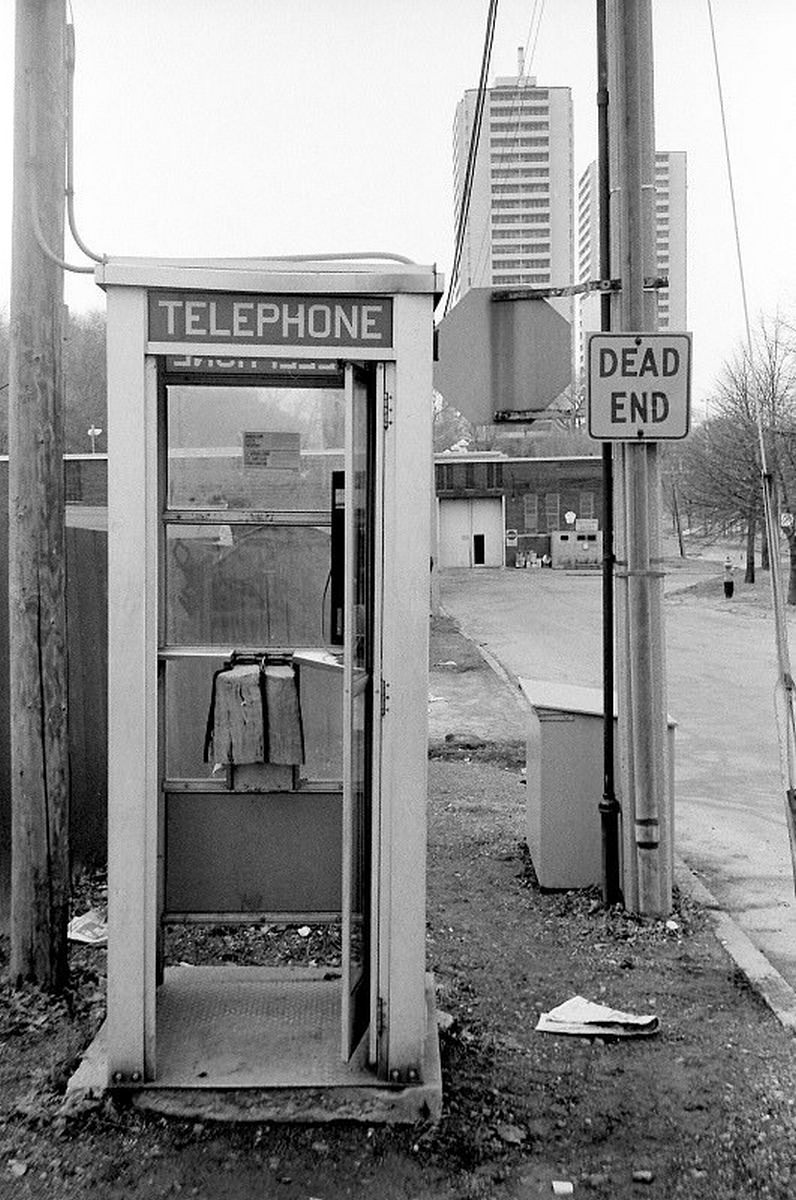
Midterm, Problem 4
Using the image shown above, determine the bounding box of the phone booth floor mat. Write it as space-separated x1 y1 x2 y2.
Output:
153 965 369 1088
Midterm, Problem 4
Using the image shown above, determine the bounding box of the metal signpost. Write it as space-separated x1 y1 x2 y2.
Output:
602 0 680 917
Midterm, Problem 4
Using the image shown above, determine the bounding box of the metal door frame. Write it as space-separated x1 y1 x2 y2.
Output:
341 361 384 1063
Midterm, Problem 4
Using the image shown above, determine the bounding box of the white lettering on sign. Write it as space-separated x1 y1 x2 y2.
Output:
256 303 280 337
150 292 393 347
308 304 331 339
233 302 254 336
208 301 231 338
361 305 382 338
587 332 692 441
165 355 343 377
158 299 182 336
184 300 206 335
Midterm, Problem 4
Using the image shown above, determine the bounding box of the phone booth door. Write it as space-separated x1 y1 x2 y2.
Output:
342 364 378 1061
154 358 380 1082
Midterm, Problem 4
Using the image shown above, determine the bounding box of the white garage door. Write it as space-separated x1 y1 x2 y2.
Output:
438 498 504 568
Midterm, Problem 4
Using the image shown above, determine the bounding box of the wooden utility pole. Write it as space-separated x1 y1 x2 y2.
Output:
9 0 70 988
607 0 672 916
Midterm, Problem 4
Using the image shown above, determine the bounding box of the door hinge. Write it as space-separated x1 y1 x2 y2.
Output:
380 679 391 717
383 390 394 430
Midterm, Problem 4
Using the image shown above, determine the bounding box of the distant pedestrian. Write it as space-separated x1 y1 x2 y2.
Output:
723 556 734 599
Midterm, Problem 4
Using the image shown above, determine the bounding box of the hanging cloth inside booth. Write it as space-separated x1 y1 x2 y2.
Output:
204 654 305 766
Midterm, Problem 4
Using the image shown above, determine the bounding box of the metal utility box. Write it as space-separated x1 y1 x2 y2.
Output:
550 529 603 569
520 679 675 891
74 256 443 1122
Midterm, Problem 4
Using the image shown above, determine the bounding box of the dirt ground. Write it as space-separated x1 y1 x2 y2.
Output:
3 616 796 1198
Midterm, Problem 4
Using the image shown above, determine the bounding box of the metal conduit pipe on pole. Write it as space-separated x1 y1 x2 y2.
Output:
606 0 671 917
596 0 622 908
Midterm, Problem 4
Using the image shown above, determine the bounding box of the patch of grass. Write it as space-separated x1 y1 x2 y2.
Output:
429 738 526 768
430 612 488 672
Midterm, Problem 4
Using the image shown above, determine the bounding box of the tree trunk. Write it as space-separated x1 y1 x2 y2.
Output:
761 517 770 571
744 515 755 584
788 531 796 606
671 484 685 557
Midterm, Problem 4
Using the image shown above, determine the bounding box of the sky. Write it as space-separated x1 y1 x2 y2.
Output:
1 0 795 413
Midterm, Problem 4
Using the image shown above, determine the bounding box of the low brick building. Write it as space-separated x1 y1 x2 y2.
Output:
434 452 603 568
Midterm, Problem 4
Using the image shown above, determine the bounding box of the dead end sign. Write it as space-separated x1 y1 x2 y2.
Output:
587 332 692 441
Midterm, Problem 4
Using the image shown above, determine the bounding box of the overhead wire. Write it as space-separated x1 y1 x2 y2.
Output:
48 23 417 277
65 23 105 264
445 0 500 315
27 16 104 274
706 0 796 883
470 0 540 281
471 0 547 285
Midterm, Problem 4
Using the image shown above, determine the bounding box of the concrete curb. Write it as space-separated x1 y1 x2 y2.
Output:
436 604 796 1036
675 858 796 1033
474 639 529 704
438 604 530 708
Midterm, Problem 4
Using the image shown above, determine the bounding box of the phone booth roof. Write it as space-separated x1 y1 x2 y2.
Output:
96 255 444 300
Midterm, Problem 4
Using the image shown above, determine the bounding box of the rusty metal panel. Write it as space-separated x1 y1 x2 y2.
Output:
164 791 342 914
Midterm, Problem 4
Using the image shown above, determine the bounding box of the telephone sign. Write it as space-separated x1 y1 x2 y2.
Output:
149 291 393 348
587 332 691 441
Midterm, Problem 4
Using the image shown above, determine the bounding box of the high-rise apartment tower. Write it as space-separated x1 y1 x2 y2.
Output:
577 151 687 376
452 59 574 328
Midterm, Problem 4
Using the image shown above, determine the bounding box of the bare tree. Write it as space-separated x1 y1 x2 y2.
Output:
64 309 107 454
678 316 796 594
756 318 796 601
0 308 106 455
432 390 473 453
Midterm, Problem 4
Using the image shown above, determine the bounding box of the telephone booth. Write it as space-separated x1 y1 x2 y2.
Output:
94 257 442 1120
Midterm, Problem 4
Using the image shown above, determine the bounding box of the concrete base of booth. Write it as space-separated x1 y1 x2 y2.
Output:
67 969 442 1123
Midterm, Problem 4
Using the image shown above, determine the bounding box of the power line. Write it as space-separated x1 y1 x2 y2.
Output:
445 0 499 315
707 0 796 891
471 0 547 285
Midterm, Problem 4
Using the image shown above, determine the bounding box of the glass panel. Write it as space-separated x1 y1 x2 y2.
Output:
164 524 332 647
165 656 227 779
349 682 367 913
166 384 345 510
164 654 344 784
293 652 344 784
342 366 374 1057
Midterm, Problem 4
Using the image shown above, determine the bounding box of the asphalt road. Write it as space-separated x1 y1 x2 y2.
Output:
439 563 796 988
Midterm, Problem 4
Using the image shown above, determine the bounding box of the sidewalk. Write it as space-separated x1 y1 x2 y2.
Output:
429 605 796 1033
2 616 796 1197
429 611 529 752
423 610 796 1196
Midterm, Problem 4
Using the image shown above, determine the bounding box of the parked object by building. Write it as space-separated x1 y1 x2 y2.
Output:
435 452 602 568
550 528 602 570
